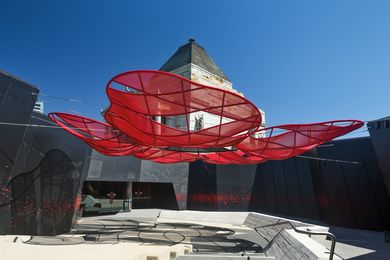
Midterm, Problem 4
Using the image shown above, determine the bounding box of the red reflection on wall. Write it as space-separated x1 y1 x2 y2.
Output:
188 193 254 207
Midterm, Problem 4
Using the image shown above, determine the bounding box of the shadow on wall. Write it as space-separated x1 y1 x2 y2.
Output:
0 150 83 235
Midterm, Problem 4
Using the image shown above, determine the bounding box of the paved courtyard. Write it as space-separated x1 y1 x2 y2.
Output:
0 209 389 259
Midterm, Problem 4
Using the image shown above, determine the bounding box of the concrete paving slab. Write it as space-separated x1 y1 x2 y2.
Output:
1 209 386 259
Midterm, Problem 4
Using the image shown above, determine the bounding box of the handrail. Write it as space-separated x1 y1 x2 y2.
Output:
255 220 336 260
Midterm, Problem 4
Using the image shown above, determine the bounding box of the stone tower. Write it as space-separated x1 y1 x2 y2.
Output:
159 39 266 132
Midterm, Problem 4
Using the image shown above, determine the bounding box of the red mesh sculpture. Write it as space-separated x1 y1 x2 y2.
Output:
49 70 364 164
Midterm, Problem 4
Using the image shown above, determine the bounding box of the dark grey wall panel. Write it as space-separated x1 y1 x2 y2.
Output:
296 157 319 218
215 164 256 211
368 118 390 198
86 151 141 182
85 152 189 209
281 159 299 214
272 162 289 214
187 136 390 230
316 137 390 230
139 161 189 210
0 69 91 235
249 158 318 219
260 162 277 212
0 71 38 234
7 112 90 235
187 161 218 210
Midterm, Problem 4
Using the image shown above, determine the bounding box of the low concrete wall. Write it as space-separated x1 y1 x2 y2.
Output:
0 235 193 260
119 209 335 260
243 212 333 260
266 229 337 260
158 210 249 225
244 212 329 232
178 254 275 260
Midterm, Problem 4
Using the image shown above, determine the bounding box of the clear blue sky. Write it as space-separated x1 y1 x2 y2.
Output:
1 0 389 134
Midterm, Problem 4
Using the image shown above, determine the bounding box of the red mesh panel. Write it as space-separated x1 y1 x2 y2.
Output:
134 149 198 164
236 120 364 160
105 70 262 147
48 113 147 156
49 70 364 164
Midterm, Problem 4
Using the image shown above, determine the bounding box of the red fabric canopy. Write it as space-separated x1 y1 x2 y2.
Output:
105 70 261 147
49 70 364 164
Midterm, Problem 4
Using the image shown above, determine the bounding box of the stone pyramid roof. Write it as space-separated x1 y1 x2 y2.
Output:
160 39 229 80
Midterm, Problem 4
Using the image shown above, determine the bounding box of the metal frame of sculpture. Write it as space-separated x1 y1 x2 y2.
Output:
49 70 363 164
